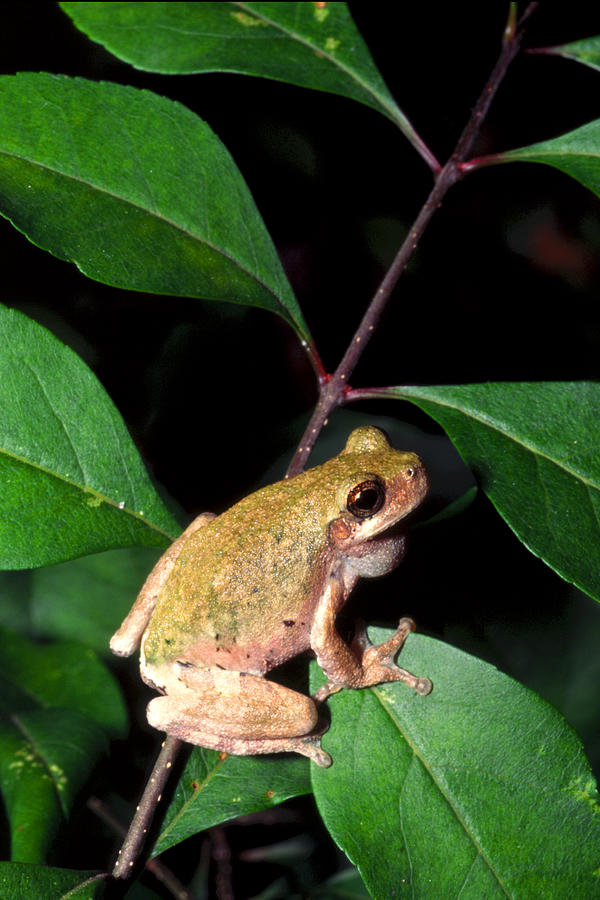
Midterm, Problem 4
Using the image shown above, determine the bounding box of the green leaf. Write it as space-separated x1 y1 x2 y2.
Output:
0 628 127 738
311 629 600 900
496 119 600 198
384 382 600 602
153 746 310 855
0 863 105 899
30 548 161 654
59 2 434 166
0 710 106 863
534 35 600 74
0 73 308 338
0 628 126 862
0 304 179 568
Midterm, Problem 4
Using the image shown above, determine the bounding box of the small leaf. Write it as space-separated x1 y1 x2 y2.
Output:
153 746 310 855
495 119 600 198
311 629 600 899
533 35 600 74
0 628 126 862
0 73 308 338
0 304 179 568
385 382 600 602
59 2 434 165
0 863 105 899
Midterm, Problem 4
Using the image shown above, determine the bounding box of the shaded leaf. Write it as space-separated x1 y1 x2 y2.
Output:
533 35 600 73
0 304 179 568
0 628 126 862
0 73 308 338
30 548 161 654
385 382 600 602
0 863 105 899
311 629 600 899
153 746 310 855
0 710 106 863
0 627 127 738
59 2 435 166
496 119 600 198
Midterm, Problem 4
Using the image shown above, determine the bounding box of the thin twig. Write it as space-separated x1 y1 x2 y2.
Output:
89 795 193 900
112 734 182 880
286 2 538 478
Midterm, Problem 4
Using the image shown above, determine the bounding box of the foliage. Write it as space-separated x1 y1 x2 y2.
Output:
0 3 599 898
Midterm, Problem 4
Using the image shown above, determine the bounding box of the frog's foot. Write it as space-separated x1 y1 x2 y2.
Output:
359 617 432 695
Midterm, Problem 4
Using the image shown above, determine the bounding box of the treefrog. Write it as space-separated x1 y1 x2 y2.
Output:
111 426 432 767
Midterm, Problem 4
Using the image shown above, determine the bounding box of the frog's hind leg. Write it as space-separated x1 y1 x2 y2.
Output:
146 664 332 768
110 513 215 657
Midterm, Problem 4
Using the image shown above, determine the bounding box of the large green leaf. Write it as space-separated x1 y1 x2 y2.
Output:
495 119 600 198
311 629 600 900
0 864 105 899
153 746 310 855
0 628 126 862
0 304 179 568
59 2 434 166
381 382 600 602
0 73 308 338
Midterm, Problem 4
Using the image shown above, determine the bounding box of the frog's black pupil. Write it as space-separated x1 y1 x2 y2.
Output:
347 480 385 518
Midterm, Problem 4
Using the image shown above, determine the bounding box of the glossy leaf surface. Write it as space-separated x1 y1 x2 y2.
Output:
386 382 600 602
311 630 600 899
0 628 126 861
0 73 307 337
153 746 310 855
59 1 431 162
0 864 105 899
0 304 179 568
497 119 600 198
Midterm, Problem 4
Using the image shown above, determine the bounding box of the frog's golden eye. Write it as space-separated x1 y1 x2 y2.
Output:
346 479 385 518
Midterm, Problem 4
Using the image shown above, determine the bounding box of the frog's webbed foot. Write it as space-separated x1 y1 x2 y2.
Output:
313 617 432 702
360 617 432 696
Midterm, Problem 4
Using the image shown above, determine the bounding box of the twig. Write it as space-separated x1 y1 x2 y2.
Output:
112 734 182 880
89 795 193 900
286 2 538 478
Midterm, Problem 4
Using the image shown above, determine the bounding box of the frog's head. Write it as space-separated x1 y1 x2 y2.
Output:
327 426 429 549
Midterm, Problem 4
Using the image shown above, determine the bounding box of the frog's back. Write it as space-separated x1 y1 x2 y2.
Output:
141 473 331 674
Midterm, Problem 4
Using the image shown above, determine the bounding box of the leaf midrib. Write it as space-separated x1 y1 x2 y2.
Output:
234 1 402 126
0 146 288 315
372 687 512 898
401 389 599 490
0 442 175 541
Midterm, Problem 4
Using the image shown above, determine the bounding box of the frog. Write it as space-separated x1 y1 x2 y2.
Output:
110 426 432 768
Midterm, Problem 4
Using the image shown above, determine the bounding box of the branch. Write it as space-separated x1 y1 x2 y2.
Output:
286 3 537 478
112 734 182 880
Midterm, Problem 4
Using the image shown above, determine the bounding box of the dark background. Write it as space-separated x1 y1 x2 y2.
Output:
1 3 600 896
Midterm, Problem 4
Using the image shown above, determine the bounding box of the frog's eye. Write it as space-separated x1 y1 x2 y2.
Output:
346 479 385 519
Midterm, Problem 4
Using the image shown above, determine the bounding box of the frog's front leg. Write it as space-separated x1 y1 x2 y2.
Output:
110 512 215 657
146 662 332 768
311 580 432 703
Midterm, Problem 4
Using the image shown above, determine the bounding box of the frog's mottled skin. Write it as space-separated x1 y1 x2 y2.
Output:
111 427 432 767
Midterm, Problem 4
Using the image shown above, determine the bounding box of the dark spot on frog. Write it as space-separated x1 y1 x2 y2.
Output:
283 620 295 627
215 634 220 641
215 663 225 670
164 638 173 645
176 660 194 669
